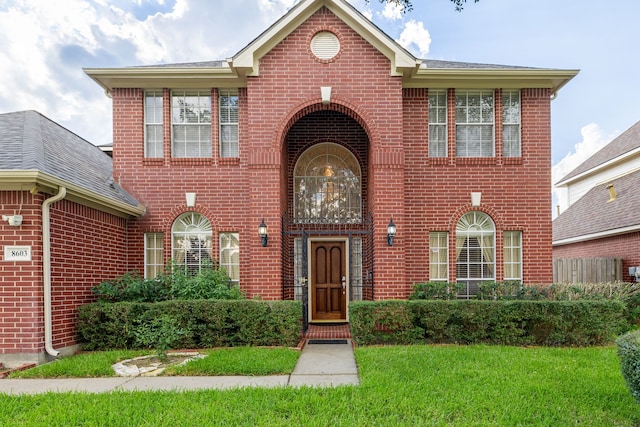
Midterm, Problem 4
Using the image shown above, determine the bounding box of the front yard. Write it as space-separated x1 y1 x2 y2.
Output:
1 344 638 426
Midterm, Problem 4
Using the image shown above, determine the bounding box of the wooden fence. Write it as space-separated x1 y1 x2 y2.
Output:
552 257 622 284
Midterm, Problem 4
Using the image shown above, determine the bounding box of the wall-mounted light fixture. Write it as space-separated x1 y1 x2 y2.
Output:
258 219 268 247
629 267 640 282
2 214 23 226
387 218 396 246
185 192 197 208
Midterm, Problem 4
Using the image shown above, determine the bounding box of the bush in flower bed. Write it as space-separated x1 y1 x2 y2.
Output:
617 329 640 406
91 261 242 303
77 299 302 350
349 299 628 346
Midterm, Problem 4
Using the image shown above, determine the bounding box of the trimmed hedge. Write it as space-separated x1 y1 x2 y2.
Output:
617 330 640 405
350 300 628 346
77 299 302 350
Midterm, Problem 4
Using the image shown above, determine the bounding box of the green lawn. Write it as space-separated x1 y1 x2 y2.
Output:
2 345 638 426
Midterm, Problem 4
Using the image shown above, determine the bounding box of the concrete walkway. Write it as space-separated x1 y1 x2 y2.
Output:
0 341 359 395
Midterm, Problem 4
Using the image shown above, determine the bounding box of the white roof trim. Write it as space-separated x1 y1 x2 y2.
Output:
230 0 420 77
556 146 640 187
553 223 640 246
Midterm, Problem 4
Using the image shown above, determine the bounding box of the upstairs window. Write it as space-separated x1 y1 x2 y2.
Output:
428 90 447 157
455 90 494 157
144 91 163 158
220 90 239 158
171 90 211 158
502 90 521 157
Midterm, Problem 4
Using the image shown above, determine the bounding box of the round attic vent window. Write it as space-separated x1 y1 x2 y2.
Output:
311 31 340 60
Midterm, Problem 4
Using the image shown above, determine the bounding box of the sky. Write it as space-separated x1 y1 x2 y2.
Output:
1 0 639 217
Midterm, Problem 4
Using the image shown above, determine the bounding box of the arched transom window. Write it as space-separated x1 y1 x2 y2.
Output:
294 143 362 223
456 211 495 298
172 212 213 273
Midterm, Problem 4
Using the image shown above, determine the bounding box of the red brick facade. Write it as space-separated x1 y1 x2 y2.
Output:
1 191 127 363
1 2 575 364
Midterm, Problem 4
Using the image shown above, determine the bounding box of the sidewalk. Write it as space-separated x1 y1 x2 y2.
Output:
0 340 359 395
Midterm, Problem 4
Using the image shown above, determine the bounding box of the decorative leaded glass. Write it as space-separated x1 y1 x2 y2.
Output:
294 143 362 224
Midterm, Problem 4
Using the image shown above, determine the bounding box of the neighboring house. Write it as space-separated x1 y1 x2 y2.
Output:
0 110 144 367
2 0 576 365
553 120 640 282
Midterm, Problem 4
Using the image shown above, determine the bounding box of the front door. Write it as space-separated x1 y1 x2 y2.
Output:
311 240 347 321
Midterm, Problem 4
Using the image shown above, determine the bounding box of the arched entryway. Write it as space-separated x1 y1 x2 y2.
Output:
281 108 374 325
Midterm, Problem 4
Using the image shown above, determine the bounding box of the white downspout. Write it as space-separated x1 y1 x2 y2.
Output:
42 186 67 357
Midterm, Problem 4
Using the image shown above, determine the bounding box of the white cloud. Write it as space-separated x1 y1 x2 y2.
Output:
552 123 611 217
396 19 431 57
380 2 402 21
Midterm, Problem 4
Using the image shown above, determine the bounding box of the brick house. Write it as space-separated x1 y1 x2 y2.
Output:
1 0 576 365
0 110 143 367
553 120 640 282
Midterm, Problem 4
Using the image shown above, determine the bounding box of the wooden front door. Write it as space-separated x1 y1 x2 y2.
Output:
311 241 347 321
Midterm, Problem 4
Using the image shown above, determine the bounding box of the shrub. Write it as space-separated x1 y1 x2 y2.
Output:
617 329 640 405
133 315 186 361
350 300 424 345
92 260 242 303
350 300 628 347
409 282 464 300
77 300 302 350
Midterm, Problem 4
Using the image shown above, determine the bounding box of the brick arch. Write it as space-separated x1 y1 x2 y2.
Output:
161 205 221 233
275 97 379 153
447 205 505 232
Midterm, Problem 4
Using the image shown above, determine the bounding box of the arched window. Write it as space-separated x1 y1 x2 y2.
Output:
294 143 361 223
456 211 495 298
172 212 213 273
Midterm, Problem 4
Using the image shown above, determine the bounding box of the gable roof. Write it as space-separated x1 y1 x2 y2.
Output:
553 169 640 244
231 0 419 77
556 120 640 186
0 110 144 217
84 0 577 94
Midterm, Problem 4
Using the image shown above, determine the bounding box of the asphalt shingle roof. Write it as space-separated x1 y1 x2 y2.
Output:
557 119 640 185
0 110 140 208
553 169 640 241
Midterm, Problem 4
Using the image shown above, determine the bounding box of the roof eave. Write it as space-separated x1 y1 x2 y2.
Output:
553 223 640 246
0 170 146 218
405 68 579 92
83 67 243 94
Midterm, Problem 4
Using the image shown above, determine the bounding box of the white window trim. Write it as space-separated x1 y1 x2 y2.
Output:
144 90 164 158
455 90 495 158
171 90 212 158
428 90 448 158
219 89 239 158
503 230 523 281
502 90 522 158
144 232 164 279
429 231 449 281
220 232 240 286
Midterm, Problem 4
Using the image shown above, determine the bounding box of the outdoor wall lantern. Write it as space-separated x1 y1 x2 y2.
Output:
387 218 396 246
2 214 23 226
258 219 268 247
